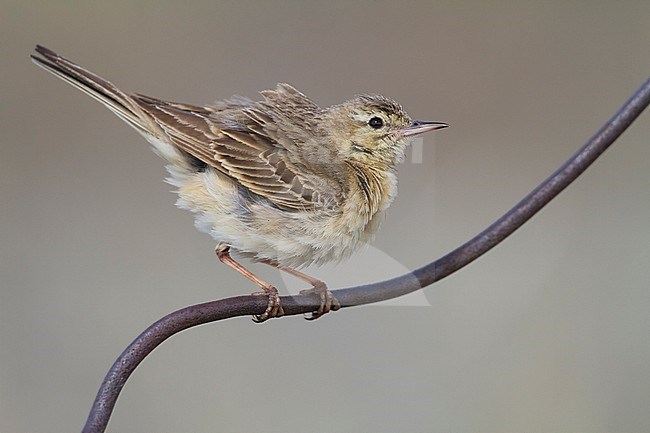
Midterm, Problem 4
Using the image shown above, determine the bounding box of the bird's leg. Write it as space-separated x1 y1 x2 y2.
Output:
215 245 283 322
261 260 340 320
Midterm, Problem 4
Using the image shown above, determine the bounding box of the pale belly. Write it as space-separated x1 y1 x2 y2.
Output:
170 167 388 268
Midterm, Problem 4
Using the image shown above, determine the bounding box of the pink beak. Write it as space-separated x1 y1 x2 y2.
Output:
401 120 449 137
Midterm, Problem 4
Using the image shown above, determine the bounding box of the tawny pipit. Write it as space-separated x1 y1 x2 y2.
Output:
31 45 448 322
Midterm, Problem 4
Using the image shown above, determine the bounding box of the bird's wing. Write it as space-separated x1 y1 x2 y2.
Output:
133 93 339 211
31 45 339 212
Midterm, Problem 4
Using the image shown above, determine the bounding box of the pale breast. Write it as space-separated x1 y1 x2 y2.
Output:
170 165 399 268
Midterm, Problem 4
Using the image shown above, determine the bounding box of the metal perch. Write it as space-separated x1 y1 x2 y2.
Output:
82 77 650 433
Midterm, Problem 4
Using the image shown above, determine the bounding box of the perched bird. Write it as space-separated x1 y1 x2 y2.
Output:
31 45 448 322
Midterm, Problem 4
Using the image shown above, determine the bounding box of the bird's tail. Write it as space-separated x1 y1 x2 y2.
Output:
31 45 196 168
31 45 161 138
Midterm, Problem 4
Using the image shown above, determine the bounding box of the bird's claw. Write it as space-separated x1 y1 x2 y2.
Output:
299 283 340 320
251 285 284 323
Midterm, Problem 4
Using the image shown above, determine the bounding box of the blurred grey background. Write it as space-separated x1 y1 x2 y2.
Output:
2 1 650 432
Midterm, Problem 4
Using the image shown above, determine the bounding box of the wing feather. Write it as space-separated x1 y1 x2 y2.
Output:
32 46 342 212
134 96 337 211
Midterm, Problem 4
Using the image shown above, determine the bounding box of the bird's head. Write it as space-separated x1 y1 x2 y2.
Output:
321 95 448 167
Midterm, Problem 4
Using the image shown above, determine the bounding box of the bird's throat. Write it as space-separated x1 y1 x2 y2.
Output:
345 161 397 221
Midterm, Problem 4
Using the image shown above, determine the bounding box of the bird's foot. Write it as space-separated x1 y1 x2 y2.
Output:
299 282 340 320
251 284 284 323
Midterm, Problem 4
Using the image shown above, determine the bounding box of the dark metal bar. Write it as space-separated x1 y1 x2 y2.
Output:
82 77 650 433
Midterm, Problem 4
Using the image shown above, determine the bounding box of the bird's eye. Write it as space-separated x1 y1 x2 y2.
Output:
368 117 383 129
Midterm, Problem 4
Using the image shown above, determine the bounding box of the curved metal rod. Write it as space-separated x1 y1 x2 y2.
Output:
82 77 650 433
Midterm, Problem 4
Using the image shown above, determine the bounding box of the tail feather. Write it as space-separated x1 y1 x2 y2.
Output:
31 45 155 136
